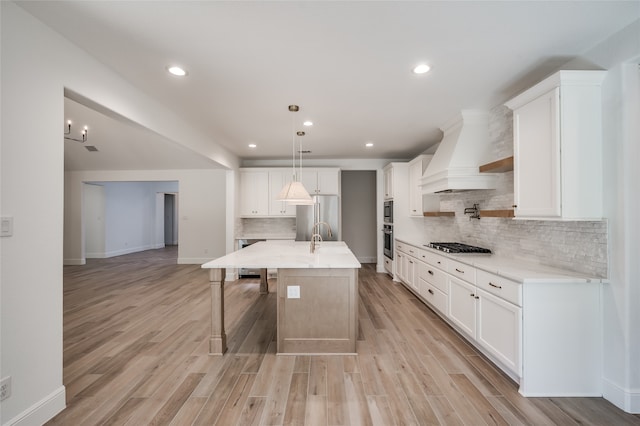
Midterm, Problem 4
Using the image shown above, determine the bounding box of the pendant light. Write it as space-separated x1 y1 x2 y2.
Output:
277 105 313 204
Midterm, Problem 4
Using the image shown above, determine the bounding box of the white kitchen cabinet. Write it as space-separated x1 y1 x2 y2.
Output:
448 276 477 338
383 164 393 200
395 241 418 292
408 155 439 216
300 168 341 195
505 70 606 220
239 170 270 217
477 288 521 376
268 170 296 216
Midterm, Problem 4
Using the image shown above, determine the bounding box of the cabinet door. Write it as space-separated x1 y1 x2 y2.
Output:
396 252 405 282
269 171 296 216
448 277 477 338
300 171 318 195
383 167 393 200
408 160 423 216
317 170 340 195
406 257 417 292
239 171 269 217
513 88 561 218
477 289 521 376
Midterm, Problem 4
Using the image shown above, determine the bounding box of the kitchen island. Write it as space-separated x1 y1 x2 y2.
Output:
201 240 361 355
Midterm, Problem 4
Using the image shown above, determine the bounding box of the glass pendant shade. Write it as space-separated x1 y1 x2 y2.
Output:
276 181 313 204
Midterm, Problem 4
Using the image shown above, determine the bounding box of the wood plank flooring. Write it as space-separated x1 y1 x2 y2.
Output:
48 247 640 425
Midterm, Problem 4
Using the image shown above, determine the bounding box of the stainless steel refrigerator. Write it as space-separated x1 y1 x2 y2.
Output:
296 195 340 241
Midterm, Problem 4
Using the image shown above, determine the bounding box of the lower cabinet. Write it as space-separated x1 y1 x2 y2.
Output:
477 288 521 375
392 239 600 396
448 276 478 338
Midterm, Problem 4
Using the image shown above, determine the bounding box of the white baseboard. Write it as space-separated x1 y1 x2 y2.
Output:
63 258 85 265
603 378 640 413
152 243 165 249
357 256 377 264
5 385 66 426
105 244 155 258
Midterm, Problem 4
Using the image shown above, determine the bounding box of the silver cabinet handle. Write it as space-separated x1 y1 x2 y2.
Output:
489 282 502 289
456 268 464 273
470 293 475 297
428 289 434 295
428 270 434 275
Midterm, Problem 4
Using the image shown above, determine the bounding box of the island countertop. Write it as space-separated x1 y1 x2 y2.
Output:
201 240 361 269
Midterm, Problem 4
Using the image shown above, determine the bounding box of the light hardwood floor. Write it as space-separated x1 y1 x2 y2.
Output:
48 247 640 425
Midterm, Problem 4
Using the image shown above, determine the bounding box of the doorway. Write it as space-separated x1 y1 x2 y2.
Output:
164 193 178 246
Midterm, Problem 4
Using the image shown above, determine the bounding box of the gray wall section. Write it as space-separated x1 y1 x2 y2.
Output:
341 171 377 263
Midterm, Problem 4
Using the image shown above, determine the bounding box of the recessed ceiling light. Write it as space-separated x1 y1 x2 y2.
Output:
167 66 188 76
365 142 374 148
248 143 257 148
303 121 313 127
412 64 431 74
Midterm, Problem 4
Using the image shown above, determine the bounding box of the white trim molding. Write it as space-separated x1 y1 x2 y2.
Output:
603 379 640 414
4 386 66 426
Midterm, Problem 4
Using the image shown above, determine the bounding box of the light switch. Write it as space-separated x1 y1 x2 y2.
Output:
0 217 13 237
287 285 300 299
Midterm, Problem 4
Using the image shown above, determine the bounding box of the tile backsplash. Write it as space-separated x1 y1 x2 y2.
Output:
422 105 608 278
236 217 296 238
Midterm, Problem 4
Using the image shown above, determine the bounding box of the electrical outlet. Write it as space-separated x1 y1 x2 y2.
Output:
287 285 300 299
0 376 11 401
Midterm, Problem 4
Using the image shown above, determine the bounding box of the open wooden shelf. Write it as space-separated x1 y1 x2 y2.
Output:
423 211 456 217
479 156 514 173
479 209 515 218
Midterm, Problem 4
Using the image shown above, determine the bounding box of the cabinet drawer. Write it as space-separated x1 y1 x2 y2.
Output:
405 245 421 258
419 279 448 315
418 262 447 294
448 259 476 284
419 250 449 271
383 257 393 275
476 270 521 306
395 242 406 253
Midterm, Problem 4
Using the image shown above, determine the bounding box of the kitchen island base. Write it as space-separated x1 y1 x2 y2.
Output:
277 268 358 354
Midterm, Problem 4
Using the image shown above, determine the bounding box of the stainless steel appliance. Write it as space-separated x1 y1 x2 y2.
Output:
383 224 393 259
296 195 340 241
383 200 393 224
238 239 265 277
427 242 491 254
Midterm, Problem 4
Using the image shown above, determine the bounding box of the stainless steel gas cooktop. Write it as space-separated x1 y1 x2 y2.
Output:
427 242 492 254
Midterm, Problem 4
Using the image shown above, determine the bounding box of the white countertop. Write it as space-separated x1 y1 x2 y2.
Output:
202 240 361 269
396 238 604 283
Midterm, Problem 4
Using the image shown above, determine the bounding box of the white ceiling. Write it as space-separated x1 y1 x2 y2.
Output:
19 1 640 169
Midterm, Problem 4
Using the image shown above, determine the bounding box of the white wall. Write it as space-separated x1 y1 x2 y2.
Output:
84 183 106 257
86 181 178 258
65 171 226 265
0 3 236 423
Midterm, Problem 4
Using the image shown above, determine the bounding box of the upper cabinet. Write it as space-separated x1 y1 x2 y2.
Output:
268 170 297 217
408 155 439 216
239 170 270 217
505 70 606 220
300 168 341 195
383 164 394 200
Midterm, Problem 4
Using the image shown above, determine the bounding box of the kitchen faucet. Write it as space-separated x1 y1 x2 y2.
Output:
310 221 333 253
310 233 323 253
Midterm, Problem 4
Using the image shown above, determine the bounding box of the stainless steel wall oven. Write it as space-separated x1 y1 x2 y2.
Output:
383 224 393 259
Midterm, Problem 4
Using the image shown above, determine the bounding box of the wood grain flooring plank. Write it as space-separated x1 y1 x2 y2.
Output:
366 395 396 426
344 372 373 426
427 395 464 426
308 356 328 397
326 356 349 425
240 396 267 426
450 373 508 426
147 372 204 425
304 394 328 426
261 354 296 425
214 372 256 426
168 396 208 426
283 372 309 426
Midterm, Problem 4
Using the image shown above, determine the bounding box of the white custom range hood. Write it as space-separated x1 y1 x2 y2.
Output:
421 110 497 194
